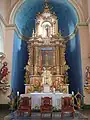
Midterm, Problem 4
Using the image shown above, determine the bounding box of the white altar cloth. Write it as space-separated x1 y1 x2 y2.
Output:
20 92 71 109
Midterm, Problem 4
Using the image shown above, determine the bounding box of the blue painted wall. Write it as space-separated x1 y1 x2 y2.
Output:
66 32 83 94
11 32 28 94
11 0 83 94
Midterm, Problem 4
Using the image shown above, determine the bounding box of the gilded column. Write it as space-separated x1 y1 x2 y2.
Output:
34 46 38 75
53 49 55 66
56 45 60 75
60 45 65 75
32 46 35 75
29 45 33 75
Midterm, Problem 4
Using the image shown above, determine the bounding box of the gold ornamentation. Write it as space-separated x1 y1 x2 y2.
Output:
24 0 69 93
84 66 90 93
74 91 83 109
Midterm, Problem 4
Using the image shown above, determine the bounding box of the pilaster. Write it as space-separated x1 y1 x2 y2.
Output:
78 25 90 104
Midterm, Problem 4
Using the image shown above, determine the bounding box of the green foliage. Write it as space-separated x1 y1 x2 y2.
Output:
81 104 90 110
8 90 18 111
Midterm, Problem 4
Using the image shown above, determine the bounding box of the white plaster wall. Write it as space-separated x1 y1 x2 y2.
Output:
78 26 90 104
87 0 90 35
4 27 14 83
0 25 14 104
0 23 4 53
0 0 7 19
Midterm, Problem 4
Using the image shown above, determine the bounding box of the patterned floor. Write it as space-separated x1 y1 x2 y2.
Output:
4 111 88 120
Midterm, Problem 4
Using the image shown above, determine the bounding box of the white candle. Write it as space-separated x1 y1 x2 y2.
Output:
17 91 19 96
53 88 55 93
72 91 74 95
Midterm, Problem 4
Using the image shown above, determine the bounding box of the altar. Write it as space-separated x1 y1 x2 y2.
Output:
24 1 69 94
20 92 71 110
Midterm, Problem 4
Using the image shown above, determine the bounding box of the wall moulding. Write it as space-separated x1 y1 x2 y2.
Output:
68 0 85 23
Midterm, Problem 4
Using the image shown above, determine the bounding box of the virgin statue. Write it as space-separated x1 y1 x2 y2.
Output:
41 67 52 86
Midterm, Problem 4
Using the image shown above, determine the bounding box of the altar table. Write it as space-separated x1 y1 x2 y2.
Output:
20 92 71 110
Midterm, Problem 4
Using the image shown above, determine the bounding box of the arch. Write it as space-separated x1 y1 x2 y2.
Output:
10 0 83 95
68 0 85 23
9 0 85 25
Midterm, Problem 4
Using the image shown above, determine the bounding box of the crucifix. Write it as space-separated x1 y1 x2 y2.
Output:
45 0 48 4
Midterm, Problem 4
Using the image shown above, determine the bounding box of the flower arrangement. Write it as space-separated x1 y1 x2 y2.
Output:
8 90 17 111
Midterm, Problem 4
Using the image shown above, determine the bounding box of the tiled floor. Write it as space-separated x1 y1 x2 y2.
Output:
80 110 90 119
0 109 90 120
0 109 9 120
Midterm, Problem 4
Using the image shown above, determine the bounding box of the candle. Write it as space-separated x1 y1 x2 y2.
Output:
72 91 74 95
17 91 19 96
53 87 55 93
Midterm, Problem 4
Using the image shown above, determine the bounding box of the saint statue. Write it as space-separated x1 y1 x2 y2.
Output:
0 61 9 83
41 67 52 86
45 25 49 37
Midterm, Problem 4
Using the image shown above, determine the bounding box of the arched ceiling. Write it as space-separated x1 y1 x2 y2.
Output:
15 0 78 38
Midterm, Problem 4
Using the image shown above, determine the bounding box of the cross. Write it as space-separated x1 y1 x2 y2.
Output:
45 0 48 3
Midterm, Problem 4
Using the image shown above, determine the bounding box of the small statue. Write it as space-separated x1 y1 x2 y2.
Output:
41 67 52 86
84 66 90 89
0 61 9 83
86 66 90 78
64 72 68 84
0 52 5 70
24 64 31 84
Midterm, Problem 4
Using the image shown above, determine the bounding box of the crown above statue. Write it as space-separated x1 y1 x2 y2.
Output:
44 0 50 12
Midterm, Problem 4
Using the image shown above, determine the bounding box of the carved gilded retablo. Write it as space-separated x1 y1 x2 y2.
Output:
24 0 69 93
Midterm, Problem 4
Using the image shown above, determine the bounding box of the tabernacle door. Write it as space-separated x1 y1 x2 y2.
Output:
43 83 50 93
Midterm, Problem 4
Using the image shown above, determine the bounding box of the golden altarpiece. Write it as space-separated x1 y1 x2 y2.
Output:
25 2 69 94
